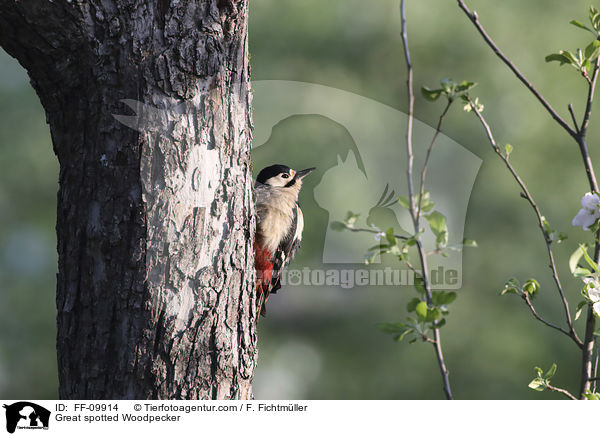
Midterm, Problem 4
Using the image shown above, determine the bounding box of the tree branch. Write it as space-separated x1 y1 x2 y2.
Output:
458 0 600 398
547 383 577 400
522 293 579 344
580 57 600 137
401 0 453 400
402 0 417 224
593 337 599 392
456 0 577 139
576 43 600 401
416 100 453 222
568 104 580 134
466 98 582 347
337 222 408 240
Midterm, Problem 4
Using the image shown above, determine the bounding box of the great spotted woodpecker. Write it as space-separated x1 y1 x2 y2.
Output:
254 164 315 319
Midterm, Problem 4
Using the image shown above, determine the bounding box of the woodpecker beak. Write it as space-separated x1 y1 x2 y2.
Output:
294 167 316 180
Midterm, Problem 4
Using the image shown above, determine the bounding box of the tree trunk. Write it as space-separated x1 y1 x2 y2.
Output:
0 0 257 399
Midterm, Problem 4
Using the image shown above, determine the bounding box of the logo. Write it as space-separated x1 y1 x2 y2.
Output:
113 80 481 291
3 402 50 434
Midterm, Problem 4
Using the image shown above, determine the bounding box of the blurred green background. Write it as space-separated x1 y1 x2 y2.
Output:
1 0 599 399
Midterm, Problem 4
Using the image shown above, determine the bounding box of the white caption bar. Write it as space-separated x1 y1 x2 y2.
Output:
0 400 593 436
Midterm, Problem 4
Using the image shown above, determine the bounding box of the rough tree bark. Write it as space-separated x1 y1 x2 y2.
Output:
0 0 257 399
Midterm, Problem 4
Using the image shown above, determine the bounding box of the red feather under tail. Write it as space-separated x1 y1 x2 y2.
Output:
254 241 273 322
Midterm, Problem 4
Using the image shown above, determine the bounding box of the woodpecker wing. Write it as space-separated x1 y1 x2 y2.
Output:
270 204 303 294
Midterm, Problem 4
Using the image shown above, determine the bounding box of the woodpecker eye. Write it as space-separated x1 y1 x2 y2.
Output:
281 173 290 179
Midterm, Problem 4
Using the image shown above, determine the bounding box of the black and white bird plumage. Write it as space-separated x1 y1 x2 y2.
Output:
254 164 315 319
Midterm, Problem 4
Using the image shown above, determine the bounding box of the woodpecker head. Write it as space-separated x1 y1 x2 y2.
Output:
256 164 316 189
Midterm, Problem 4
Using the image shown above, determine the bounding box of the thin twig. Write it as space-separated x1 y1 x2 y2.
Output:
546 383 578 400
575 58 600 192
580 305 597 397
466 97 582 347
401 0 416 224
416 100 453 223
456 0 577 139
338 222 408 240
522 293 576 342
401 0 453 400
580 57 600 137
568 104 579 134
422 334 437 344
593 337 599 392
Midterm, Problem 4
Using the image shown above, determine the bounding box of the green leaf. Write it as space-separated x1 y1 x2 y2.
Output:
528 378 547 392
405 236 418 247
330 221 346 231
433 291 457 306
394 328 414 342
534 366 543 378
442 291 457 305
545 363 557 379
436 231 448 248
545 52 573 65
504 143 513 156
506 278 521 288
345 211 360 225
376 322 408 334
570 245 586 274
436 318 447 329
419 192 435 213
573 267 592 277
585 40 600 60
541 216 552 234
440 78 455 94
501 278 521 296
421 87 443 102
575 300 588 321
523 279 540 297
501 286 519 296
583 391 600 400
414 276 426 294
406 298 421 313
455 81 477 93
425 307 442 322
364 251 377 265
462 238 478 247
385 228 396 246
376 322 416 342
570 19 595 34
415 301 428 320
398 196 410 210
389 245 402 256
590 6 600 31
589 219 600 233
426 211 447 237
580 244 599 272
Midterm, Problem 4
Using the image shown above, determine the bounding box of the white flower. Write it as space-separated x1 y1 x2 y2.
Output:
573 192 600 230
582 278 600 317
572 208 600 230
584 278 600 301
581 192 600 210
